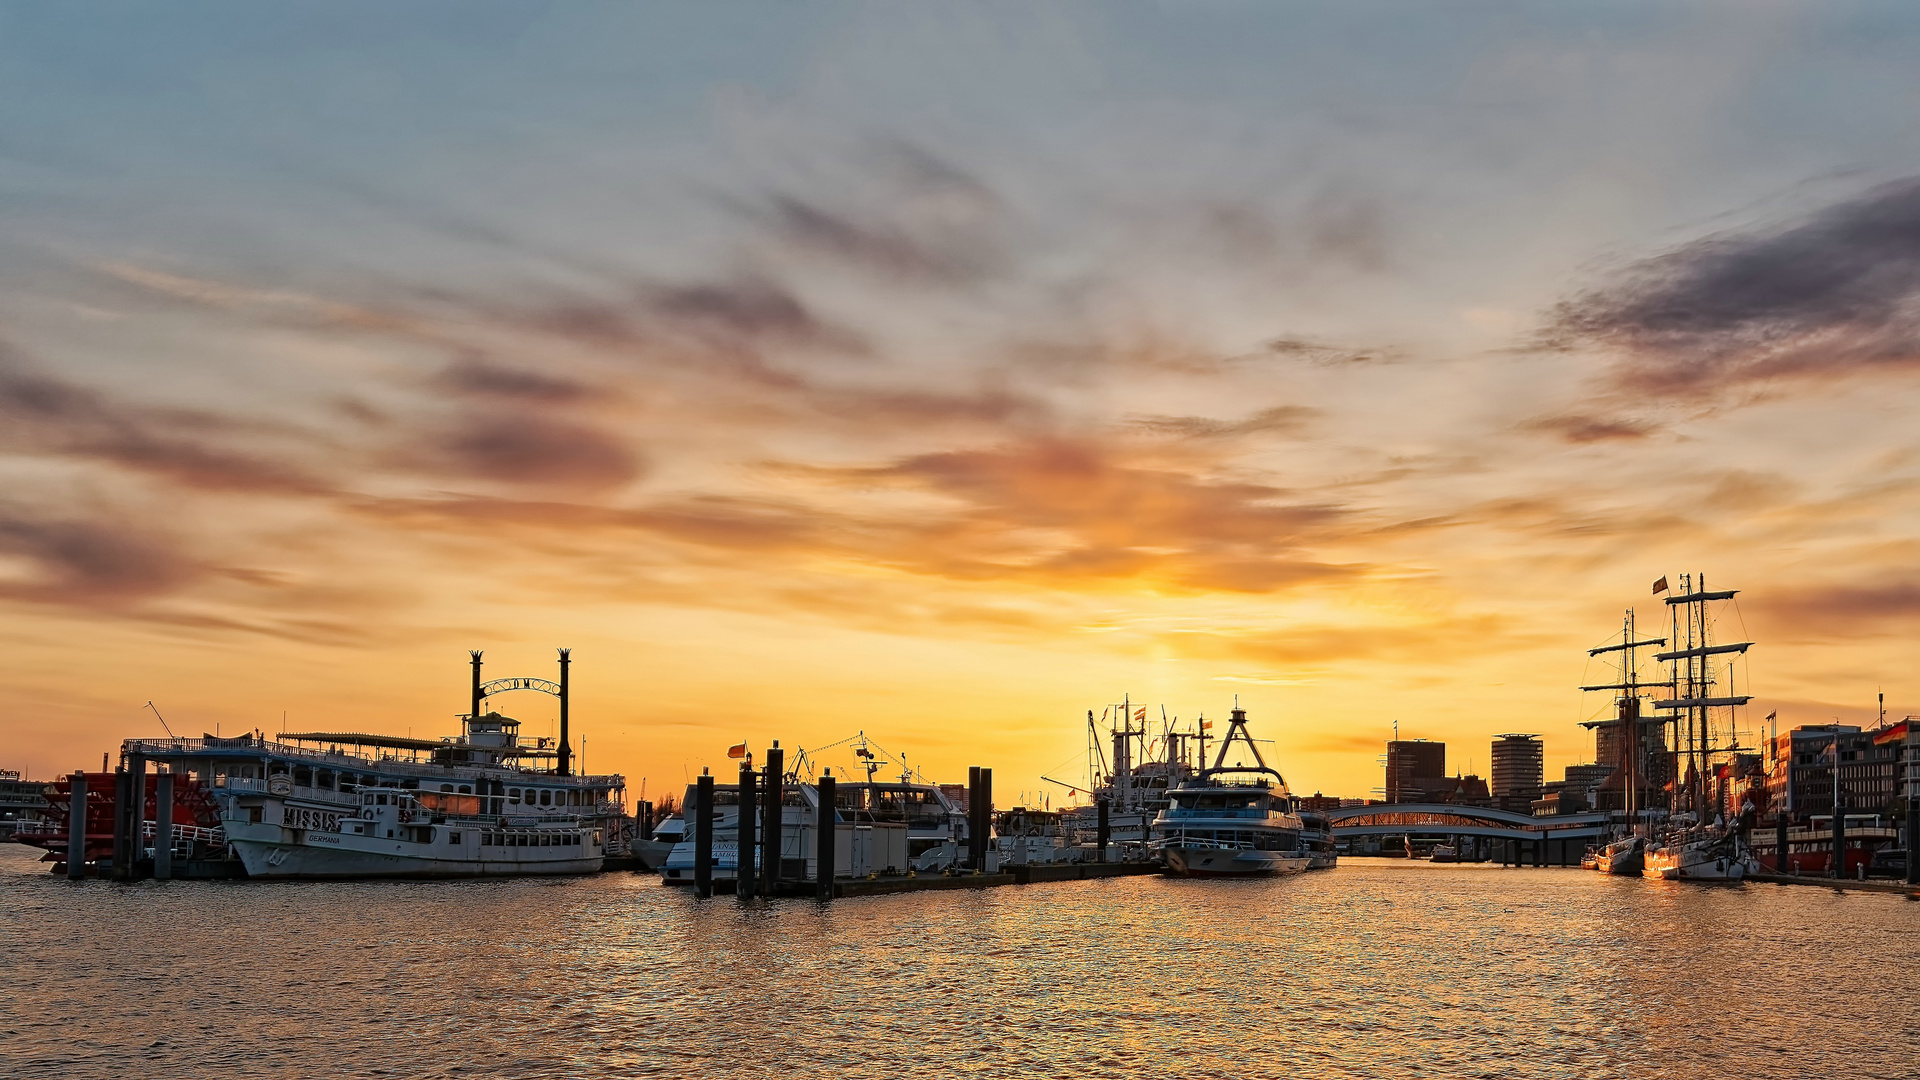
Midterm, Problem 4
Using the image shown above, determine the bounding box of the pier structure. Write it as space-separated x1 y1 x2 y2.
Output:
1325 803 1611 866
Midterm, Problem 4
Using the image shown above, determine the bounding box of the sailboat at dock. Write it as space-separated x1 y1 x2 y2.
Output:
1640 574 1761 882
1578 607 1667 876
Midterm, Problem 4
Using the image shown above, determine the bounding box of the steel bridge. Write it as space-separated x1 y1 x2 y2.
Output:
1324 803 1612 866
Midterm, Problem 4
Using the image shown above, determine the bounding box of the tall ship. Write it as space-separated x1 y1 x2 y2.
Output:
1578 577 1761 881
1150 704 1310 877
26 651 632 878
1578 607 1664 876
1640 574 1761 881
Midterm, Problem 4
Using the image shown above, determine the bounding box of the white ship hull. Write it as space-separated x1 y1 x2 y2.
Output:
231 837 601 878
1163 845 1310 877
224 795 604 879
1645 840 1754 881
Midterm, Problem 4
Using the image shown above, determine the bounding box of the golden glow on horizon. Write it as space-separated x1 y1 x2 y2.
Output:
5 30 1920 801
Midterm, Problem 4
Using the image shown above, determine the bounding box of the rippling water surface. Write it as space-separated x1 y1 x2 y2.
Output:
2 843 1916 1079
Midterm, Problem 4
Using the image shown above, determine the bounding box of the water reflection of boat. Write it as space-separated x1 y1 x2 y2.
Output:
1151 704 1309 878
1428 843 1459 864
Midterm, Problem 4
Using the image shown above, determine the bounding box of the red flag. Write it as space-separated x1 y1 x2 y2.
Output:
726 742 748 759
1652 576 1669 595
1133 708 1147 721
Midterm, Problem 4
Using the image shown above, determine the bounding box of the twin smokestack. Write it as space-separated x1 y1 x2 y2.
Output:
469 648 573 777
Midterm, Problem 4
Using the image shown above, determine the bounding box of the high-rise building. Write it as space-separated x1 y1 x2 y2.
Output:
1385 739 1446 803
1491 734 1544 809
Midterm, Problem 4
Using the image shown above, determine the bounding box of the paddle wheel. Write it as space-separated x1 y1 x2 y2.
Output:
19 771 223 871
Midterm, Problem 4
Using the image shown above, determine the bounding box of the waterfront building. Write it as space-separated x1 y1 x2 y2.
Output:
1491 734 1543 811
1297 792 1343 812
1768 720 1918 819
1532 763 1614 816
0 770 52 841
1768 724 1854 815
1385 739 1446 803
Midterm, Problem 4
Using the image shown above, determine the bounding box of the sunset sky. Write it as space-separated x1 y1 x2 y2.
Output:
5 4 1920 804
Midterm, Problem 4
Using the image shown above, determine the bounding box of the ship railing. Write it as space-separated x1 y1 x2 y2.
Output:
124 738 626 788
215 777 356 805
139 820 228 854
13 820 63 842
1148 834 1253 851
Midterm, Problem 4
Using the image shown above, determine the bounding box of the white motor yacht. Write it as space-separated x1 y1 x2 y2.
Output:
1151 705 1310 877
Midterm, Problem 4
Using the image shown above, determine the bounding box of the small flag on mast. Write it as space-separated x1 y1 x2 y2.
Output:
1652 576 1669 595
1765 711 1777 721
726 742 748 759
1134 708 1147 721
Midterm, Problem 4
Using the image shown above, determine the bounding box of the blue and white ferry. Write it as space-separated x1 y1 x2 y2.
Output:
1150 705 1310 877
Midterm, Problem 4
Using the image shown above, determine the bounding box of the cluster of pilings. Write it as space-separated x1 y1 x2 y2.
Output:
686 745 1003 900
66 754 184 881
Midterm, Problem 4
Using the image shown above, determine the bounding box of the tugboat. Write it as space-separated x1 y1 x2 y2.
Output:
1151 703 1309 877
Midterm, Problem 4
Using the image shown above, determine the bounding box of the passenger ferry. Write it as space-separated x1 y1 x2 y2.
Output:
226 785 603 878
109 652 631 878
1750 815 1901 876
1150 705 1310 877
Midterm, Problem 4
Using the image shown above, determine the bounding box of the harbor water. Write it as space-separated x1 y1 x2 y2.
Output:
1 843 1914 1079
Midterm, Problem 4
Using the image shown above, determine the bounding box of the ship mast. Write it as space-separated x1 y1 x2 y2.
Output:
1654 573 1752 830
1583 609 1666 837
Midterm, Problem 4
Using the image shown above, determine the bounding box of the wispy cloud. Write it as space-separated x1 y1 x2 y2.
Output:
1549 176 1920 395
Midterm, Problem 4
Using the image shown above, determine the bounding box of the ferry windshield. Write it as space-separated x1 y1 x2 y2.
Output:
1174 793 1263 811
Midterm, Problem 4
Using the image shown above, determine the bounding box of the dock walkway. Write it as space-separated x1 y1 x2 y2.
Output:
1752 872 1920 898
